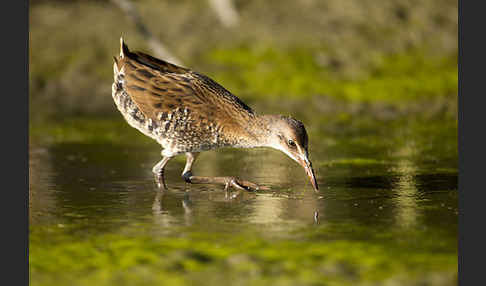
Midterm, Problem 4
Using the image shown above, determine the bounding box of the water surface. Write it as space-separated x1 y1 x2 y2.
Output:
29 115 458 286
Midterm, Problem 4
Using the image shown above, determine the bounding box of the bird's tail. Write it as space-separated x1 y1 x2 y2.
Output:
119 37 130 58
113 37 129 80
114 37 188 75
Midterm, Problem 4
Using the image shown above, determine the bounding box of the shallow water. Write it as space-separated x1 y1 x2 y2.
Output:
29 115 457 285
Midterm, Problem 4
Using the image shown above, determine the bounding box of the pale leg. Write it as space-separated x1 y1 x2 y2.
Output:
152 156 172 189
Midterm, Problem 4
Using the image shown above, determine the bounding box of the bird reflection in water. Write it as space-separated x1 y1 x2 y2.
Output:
151 189 195 227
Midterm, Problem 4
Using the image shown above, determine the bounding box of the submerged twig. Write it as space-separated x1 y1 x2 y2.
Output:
208 0 240 28
111 0 183 65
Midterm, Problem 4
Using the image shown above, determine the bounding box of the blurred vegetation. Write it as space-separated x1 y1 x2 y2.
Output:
29 0 457 121
30 221 457 286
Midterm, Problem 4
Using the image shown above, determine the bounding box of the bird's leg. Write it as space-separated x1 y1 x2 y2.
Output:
181 152 199 183
152 156 172 189
181 152 269 192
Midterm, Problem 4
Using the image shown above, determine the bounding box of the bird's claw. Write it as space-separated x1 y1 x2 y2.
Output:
223 176 268 192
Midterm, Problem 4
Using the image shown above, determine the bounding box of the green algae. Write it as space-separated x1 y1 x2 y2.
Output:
29 116 153 146
207 47 457 105
30 222 457 286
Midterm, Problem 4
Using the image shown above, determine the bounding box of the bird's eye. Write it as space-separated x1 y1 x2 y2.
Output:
288 139 296 147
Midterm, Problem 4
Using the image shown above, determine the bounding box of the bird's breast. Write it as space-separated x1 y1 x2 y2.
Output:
112 81 233 154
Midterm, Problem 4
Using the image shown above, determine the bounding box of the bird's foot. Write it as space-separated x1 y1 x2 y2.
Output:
223 176 261 192
182 172 269 192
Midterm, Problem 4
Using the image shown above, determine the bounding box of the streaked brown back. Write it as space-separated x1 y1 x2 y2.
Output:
114 40 255 140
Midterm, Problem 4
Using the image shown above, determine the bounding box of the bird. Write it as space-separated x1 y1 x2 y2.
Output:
112 38 318 192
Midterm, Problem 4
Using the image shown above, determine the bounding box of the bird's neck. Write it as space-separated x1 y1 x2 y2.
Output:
236 114 279 148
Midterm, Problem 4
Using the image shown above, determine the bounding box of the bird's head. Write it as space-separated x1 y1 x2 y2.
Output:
263 115 318 191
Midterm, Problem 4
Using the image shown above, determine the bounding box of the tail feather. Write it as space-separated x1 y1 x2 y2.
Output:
120 37 130 58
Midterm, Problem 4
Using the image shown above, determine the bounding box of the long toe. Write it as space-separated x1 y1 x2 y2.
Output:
230 177 269 192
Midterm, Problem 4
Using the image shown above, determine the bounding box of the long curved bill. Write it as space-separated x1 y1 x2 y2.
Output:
299 156 318 191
